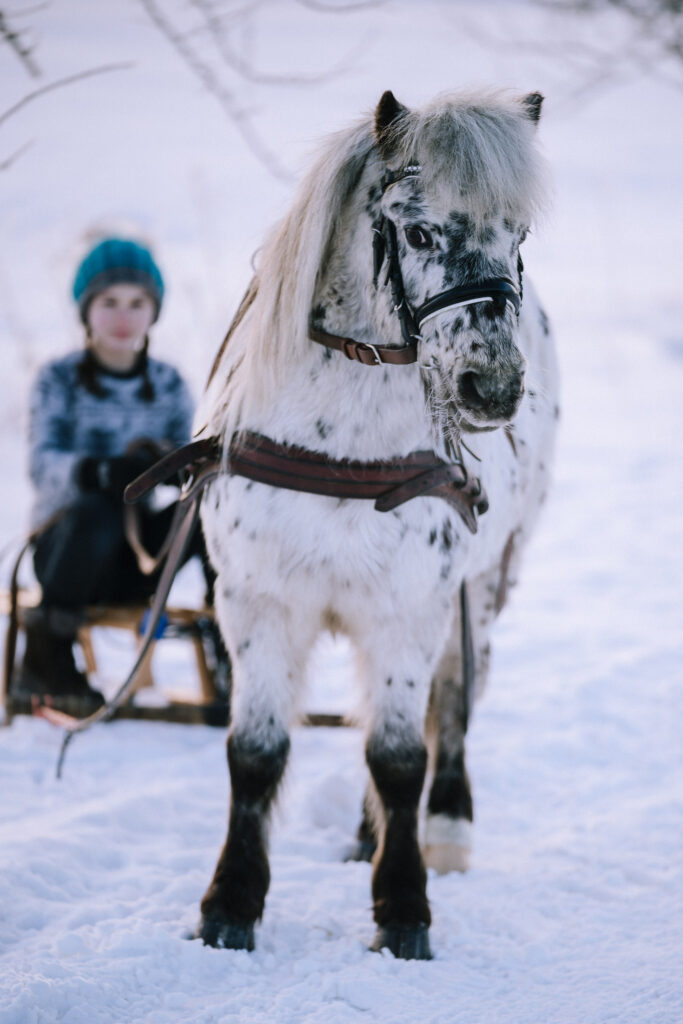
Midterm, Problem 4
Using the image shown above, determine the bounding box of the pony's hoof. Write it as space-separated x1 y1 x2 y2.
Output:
423 815 472 874
196 915 255 951
370 923 432 961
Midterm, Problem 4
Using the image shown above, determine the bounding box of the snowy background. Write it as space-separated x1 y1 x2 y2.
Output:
1 1 682 1022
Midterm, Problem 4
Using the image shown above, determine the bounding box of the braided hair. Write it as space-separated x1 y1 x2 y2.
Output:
78 334 155 402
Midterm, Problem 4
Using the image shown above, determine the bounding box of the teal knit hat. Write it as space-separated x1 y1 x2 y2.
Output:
73 238 165 323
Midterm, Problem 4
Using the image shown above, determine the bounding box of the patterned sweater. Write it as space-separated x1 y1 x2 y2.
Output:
28 351 194 527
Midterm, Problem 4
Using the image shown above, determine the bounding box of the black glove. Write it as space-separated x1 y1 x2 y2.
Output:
77 454 154 500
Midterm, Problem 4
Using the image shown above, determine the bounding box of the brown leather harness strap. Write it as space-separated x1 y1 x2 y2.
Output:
308 327 417 367
124 438 221 503
126 432 488 536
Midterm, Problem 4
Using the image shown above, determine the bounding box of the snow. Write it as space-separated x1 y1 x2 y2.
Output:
1 1 682 1022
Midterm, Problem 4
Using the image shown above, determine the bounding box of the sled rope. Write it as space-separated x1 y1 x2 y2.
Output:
54 461 219 777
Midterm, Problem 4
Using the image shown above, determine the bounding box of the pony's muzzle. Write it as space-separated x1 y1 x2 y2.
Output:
456 367 525 424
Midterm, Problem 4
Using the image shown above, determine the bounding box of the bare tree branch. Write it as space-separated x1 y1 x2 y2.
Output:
453 13 615 72
530 0 683 77
2 1 50 14
0 62 134 129
447 0 682 111
139 0 295 183
190 0 365 87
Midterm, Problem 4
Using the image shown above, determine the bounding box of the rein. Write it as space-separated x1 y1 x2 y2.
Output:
51 456 219 777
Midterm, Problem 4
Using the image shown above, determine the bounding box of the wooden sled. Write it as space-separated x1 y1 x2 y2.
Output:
1 589 345 729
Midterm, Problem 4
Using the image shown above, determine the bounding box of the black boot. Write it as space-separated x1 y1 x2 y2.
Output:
11 607 105 717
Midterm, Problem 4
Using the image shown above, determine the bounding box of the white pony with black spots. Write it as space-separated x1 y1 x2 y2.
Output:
195 87 559 960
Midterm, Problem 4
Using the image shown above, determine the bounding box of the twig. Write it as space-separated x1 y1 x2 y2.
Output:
296 0 386 13
529 0 683 74
0 8 40 77
0 138 33 170
0 62 134 128
191 0 361 87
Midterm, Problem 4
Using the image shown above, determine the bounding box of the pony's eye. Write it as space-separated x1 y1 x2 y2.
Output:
405 224 433 250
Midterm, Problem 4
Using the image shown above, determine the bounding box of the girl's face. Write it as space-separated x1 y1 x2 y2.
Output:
87 283 156 368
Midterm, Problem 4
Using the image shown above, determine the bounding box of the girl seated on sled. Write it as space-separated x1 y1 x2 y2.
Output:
12 237 217 715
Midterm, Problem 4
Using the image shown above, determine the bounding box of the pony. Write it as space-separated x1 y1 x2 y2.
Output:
195 88 559 960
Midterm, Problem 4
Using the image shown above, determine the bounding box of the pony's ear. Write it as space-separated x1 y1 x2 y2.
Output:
522 92 544 126
375 90 409 161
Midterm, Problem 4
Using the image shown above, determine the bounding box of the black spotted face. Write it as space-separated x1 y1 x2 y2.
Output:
380 175 528 435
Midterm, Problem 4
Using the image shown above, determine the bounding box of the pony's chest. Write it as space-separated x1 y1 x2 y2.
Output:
202 391 551 594
204 473 482 597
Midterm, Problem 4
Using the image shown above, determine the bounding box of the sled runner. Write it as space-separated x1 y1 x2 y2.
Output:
1 587 231 726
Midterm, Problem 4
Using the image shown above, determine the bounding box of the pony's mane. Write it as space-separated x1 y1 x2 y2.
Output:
388 89 548 227
198 118 376 438
198 90 547 440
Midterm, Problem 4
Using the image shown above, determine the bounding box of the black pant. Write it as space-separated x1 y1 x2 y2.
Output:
33 493 212 609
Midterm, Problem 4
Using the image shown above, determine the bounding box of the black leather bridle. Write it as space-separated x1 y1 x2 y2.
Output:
310 163 523 367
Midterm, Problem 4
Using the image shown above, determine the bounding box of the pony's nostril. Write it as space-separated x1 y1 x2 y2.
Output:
457 371 491 410
457 368 525 421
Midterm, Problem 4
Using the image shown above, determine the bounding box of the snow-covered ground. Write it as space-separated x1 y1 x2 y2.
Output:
1 2 682 1022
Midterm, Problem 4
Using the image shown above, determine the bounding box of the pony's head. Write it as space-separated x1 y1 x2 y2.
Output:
369 89 547 441
199 89 547 448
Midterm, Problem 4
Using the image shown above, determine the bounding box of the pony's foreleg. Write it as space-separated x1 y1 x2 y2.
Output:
197 592 311 951
198 726 289 951
359 635 437 961
367 729 431 959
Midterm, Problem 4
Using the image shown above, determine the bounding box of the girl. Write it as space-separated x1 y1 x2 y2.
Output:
13 237 207 714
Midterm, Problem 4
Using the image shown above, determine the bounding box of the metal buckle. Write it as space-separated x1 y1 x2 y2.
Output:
362 342 382 366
